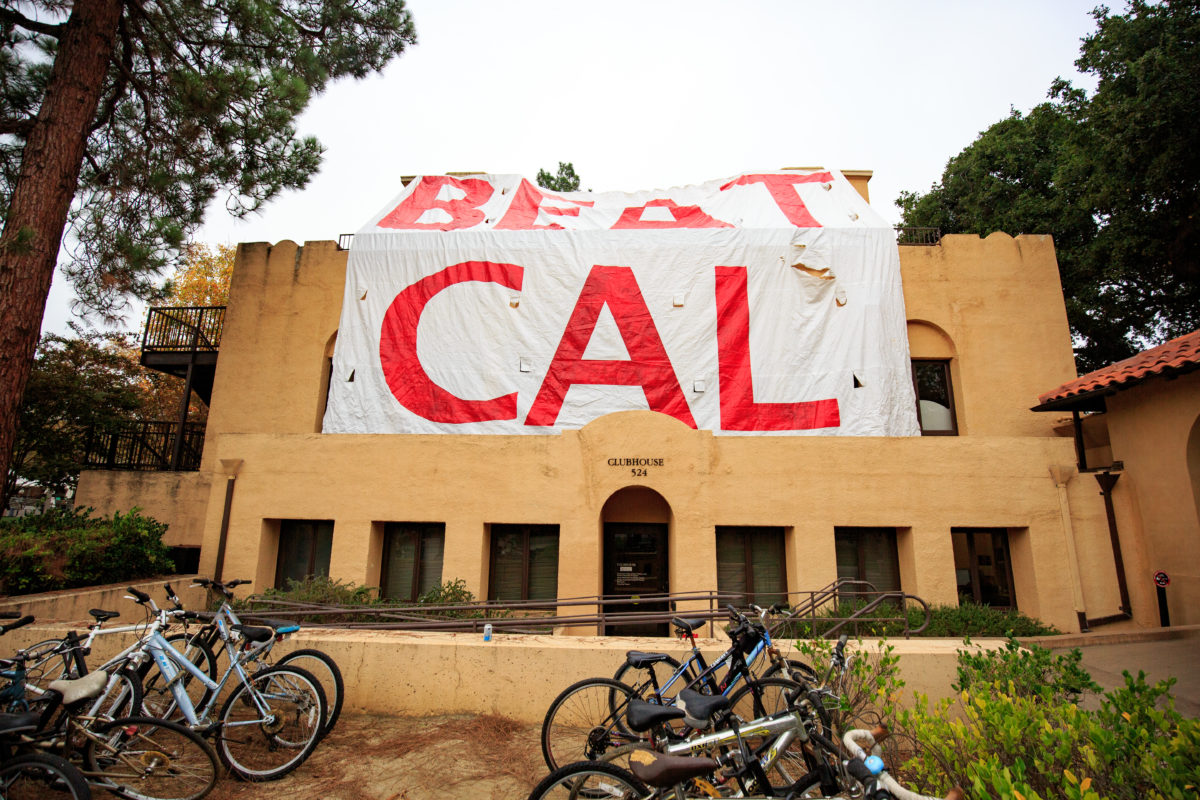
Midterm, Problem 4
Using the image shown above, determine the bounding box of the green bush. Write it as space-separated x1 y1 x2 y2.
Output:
795 635 905 732
775 599 1059 639
899 640 1200 800
0 507 175 595
235 576 503 624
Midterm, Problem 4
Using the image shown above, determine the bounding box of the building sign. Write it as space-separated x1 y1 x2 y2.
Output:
323 171 919 437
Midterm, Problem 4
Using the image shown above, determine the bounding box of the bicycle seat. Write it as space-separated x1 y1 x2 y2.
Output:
626 698 686 733
88 608 120 622
628 749 720 788
624 650 674 669
48 669 108 705
676 689 730 729
231 624 275 643
243 616 301 634
671 618 706 633
0 711 41 735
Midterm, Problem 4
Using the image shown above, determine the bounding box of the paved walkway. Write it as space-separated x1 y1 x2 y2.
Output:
1037 626 1200 717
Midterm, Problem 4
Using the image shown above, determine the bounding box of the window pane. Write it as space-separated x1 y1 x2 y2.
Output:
913 361 955 433
528 529 559 601
834 527 900 593
748 529 786 607
418 530 445 597
489 528 525 602
715 529 748 601
277 520 333 589
381 526 417 602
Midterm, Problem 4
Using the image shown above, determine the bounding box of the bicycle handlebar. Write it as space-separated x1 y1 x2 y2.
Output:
0 615 34 635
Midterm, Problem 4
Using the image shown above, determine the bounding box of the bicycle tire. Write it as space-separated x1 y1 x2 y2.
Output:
541 677 645 773
83 714 218 800
20 639 77 683
0 751 92 799
727 676 820 792
274 648 343 737
526 759 649 800
140 636 217 722
215 664 326 781
98 667 145 721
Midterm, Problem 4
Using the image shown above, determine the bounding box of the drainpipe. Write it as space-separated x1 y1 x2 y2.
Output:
213 459 243 582
1049 465 1089 632
1087 470 1133 627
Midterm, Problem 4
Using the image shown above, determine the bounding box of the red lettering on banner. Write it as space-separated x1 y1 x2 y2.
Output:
525 266 696 428
720 173 832 228
610 198 733 229
377 176 494 230
494 179 594 230
714 266 840 431
380 261 523 422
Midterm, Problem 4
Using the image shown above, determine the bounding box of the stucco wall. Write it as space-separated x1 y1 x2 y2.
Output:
74 470 213 548
1102 371 1200 625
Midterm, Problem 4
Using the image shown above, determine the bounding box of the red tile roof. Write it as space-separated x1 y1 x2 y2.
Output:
1035 329 1200 411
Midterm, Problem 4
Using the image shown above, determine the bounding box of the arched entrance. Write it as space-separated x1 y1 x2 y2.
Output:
601 487 672 636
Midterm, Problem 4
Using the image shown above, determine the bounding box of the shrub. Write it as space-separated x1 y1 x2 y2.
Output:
898 640 1200 800
794 636 905 733
0 507 175 595
775 599 1059 639
235 576 503 624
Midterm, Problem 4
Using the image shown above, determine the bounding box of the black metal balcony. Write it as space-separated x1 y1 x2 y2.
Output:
141 307 224 405
895 226 942 246
84 421 205 472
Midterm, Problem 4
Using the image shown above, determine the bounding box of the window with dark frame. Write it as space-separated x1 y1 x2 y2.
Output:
715 526 788 607
380 522 445 602
952 528 1016 608
834 527 901 594
911 359 958 435
275 519 333 589
488 524 559 602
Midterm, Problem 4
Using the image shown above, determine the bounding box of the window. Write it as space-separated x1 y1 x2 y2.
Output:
488 524 559 602
834 527 900 593
911 359 957 435
952 528 1015 608
276 520 333 589
381 522 445 602
716 526 787 607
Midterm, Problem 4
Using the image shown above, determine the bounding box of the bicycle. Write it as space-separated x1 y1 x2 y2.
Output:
115 587 328 782
145 578 343 739
540 605 810 773
1 620 218 800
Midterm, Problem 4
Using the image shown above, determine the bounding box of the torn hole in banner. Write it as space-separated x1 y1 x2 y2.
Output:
788 230 847 307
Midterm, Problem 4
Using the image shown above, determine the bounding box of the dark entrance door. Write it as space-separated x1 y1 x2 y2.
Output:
603 522 669 636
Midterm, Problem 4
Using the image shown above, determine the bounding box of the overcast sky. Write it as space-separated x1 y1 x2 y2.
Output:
42 0 1104 335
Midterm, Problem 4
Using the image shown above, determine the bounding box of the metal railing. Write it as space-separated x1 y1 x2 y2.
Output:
235 582 932 638
84 421 205 472
142 307 225 352
895 226 942 246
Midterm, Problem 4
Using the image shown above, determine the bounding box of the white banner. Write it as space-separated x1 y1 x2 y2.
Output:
323 171 919 436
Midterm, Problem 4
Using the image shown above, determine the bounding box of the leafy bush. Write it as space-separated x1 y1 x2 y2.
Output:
235 576 503 624
775 599 1059 639
899 640 1200 800
0 507 175 595
794 636 906 733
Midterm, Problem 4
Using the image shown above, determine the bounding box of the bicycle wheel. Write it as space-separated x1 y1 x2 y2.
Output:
0 752 92 799
140 637 217 722
727 677 818 792
21 639 76 682
274 648 343 737
216 665 326 781
541 678 644 773
761 658 819 686
83 715 218 800
526 759 649 800
97 667 145 720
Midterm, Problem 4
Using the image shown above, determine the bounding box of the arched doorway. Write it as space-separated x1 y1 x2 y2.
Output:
601 487 672 636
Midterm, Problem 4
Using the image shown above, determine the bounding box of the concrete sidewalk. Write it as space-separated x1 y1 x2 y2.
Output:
1032 626 1200 717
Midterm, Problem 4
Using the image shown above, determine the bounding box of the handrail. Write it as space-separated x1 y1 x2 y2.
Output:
84 421 205 472
142 306 225 352
894 226 942 246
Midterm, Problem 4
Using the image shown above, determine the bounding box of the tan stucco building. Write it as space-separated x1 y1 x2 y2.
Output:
76 172 1199 634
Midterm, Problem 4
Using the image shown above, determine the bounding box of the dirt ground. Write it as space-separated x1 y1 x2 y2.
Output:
206 713 546 800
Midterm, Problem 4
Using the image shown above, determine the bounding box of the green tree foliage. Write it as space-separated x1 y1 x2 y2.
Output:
0 0 417 512
0 507 175 594
536 161 581 192
4 327 145 508
899 1 1200 372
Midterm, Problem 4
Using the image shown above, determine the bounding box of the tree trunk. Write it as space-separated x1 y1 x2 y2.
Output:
0 0 123 496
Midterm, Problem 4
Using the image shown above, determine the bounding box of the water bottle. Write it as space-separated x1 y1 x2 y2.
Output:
483 623 493 642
